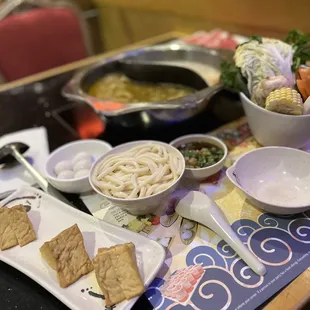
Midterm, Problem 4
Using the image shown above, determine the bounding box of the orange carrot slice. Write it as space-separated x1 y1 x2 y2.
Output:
303 76 310 98
297 79 308 100
298 67 310 80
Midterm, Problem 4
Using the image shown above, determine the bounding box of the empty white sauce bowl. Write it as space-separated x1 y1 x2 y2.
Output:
226 147 310 214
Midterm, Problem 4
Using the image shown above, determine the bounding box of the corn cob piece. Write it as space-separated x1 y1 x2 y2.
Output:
265 88 303 115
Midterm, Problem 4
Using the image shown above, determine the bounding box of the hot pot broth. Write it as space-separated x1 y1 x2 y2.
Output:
88 73 195 103
178 142 224 168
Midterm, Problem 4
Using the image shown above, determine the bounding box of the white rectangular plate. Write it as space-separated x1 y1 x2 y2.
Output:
0 187 165 310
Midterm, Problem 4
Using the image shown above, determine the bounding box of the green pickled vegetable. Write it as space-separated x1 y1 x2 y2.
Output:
178 142 225 169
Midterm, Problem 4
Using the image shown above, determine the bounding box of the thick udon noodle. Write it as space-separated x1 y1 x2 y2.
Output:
92 143 183 199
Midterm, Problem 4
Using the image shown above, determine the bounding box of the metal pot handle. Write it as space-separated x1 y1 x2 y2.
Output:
171 83 223 109
63 76 223 117
62 72 85 103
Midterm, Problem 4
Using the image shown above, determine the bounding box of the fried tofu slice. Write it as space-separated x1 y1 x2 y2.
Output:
0 207 18 250
111 245 144 300
94 242 144 305
40 241 57 270
93 251 126 306
98 243 137 269
40 224 93 288
98 242 135 255
11 205 36 247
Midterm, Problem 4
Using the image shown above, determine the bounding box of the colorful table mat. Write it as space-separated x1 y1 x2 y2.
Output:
81 117 310 310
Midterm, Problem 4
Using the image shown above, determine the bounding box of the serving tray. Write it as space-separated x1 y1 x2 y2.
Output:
0 187 165 310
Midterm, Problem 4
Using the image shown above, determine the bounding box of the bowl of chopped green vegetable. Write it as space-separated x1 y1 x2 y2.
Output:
170 134 228 181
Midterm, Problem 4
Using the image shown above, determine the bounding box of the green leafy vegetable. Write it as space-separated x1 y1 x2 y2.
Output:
250 35 263 43
219 30 308 95
219 36 262 95
238 35 262 47
285 29 310 72
220 60 249 95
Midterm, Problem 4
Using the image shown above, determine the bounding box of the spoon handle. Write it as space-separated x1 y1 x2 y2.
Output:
10 146 74 207
208 206 266 276
176 191 267 276
11 146 48 191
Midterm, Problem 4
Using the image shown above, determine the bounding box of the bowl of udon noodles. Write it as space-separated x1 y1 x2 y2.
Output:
89 141 185 215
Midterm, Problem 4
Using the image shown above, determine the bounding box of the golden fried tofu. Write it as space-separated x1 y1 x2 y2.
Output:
40 241 57 270
98 243 140 287
0 207 18 250
94 242 144 305
112 246 144 300
93 251 126 306
40 224 93 288
11 205 36 247
98 242 135 255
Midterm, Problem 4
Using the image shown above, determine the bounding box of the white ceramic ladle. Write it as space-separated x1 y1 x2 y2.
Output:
176 191 266 276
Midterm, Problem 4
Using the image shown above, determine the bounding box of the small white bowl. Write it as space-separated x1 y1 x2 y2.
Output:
45 139 112 193
240 92 310 148
226 147 310 214
170 134 228 181
89 140 185 215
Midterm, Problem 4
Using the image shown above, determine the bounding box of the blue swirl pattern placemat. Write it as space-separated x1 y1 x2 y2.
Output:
146 210 310 310
144 119 310 310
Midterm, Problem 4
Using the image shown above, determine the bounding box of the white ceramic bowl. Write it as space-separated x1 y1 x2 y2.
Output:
170 134 228 181
89 140 185 215
45 139 112 193
240 93 310 148
226 147 310 214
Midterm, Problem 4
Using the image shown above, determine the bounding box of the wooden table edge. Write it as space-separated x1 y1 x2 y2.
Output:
264 267 310 310
0 31 186 93
1 30 309 310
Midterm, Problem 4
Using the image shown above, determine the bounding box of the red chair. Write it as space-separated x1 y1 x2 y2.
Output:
0 0 92 82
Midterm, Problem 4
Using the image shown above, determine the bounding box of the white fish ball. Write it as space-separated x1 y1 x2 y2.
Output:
73 159 92 172
74 169 89 178
72 152 92 166
57 170 74 179
54 160 72 176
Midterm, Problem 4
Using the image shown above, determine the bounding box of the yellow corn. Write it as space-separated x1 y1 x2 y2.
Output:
265 88 303 115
